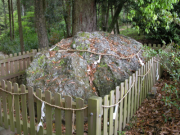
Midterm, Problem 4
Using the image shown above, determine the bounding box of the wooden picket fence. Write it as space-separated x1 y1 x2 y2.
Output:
0 48 47 81
0 47 162 135
143 43 165 50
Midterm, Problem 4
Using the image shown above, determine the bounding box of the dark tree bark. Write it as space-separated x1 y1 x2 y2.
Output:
34 0 49 48
17 0 24 52
116 20 120 34
108 0 126 33
2 0 7 29
96 3 99 31
72 0 97 36
63 0 72 37
101 0 109 31
111 5 116 34
11 0 14 39
8 0 12 40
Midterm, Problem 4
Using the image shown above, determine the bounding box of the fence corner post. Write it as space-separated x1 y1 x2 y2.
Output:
88 96 102 135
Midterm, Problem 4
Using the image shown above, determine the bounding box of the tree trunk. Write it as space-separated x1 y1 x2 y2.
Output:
116 20 120 34
63 0 72 37
2 0 7 29
96 3 99 31
34 0 49 48
101 0 109 31
108 0 126 33
72 0 96 36
105 2 109 31
11 0 14 39
111 5 116 34
17 0 24 53
8 0 12 40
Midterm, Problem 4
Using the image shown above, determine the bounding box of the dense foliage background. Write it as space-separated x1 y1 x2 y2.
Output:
0 0 179 54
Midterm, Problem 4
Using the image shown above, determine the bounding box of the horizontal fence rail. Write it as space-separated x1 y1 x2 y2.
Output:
0 45 164 134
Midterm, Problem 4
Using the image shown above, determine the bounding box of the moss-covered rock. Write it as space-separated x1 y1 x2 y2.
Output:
26 31 144 102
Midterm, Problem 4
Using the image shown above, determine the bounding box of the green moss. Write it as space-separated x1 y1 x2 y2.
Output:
52 46 59 51
38 55 45 66
78 32 90 39
77 45 83 50
79 32 86 37
76 44 87 56
99 62 108 68
59 59 65 66
70 41 76 48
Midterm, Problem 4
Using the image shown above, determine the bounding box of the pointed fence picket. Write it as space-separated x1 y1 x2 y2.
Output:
0 53 162 135
143 43 165 50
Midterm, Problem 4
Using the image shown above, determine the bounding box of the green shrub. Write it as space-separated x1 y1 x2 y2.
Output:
144 43 180 111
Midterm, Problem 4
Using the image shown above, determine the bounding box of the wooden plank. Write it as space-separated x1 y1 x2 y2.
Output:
0 52 34 64
103 95 109 135
123 79 128 129
158 60 160 79
88 96 102 135
14 83 21 134
158 44 161 49
10 54 14 76
143 65 146 99
134 71 138 112
36 89 43 135
0 84 2 126
19 52 22 71
150 58 153 88
109 90 114 135
76 98 84 135
6 61 9 76
7 81 15 131
131 74 135 117
1 63 5 76
141 66 144 102
4 56 8 77
23 52 26 70
149 59 152 91
14 53 17 73
28 86 36 135
119 82 124 131
14 53 18 73
65 96 72 135
148 43 151 47
145 63 148 97
127 76 132 122
21 85 28 135
146 61 149 93
148 60 150 92
137 69 141 108
45 90 53 135
55 93 62 135
153 44 156 49
152 57 156 85
27 51 30 68
114 86 120 135
0 71 25 81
